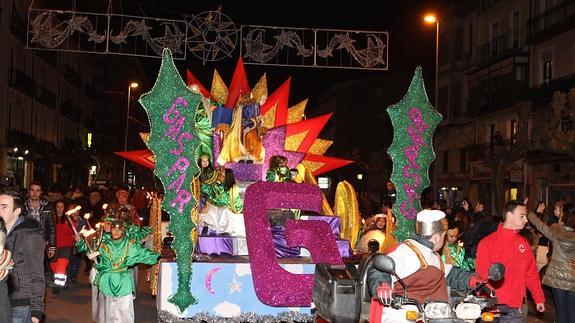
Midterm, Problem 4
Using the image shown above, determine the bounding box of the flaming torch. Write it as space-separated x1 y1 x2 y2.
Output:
65 205 82 236
83 213 93 230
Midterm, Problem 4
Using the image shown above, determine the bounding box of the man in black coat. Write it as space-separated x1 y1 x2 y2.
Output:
0 190 45 323
22 181 56 258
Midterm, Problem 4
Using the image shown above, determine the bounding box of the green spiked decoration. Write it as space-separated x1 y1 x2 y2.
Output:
139 48 201 312
387 66 442 241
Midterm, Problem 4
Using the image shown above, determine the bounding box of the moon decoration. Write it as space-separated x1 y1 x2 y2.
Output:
205 267 223 295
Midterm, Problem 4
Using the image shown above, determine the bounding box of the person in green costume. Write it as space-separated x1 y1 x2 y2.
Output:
77 212 158 323
199 167 245 236
441 222 475 271
266 155 292 182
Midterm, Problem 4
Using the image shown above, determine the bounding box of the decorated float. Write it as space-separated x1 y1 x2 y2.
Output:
118 48 441 321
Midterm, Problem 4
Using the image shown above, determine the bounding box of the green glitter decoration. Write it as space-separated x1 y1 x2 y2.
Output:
139 48 201 312
387 67 442 241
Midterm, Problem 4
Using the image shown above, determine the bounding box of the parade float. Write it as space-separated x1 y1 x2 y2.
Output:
118 48 440 321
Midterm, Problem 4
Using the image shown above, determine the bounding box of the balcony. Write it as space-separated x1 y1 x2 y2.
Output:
9 5 27 44
63 66 82 88
62 100 81 122
39 87 57 109
468 70 528 117
528 1 575 45
476 29 525 66
469 139 517 162
10 69 37 98
528 73 575 105
37 51 58 68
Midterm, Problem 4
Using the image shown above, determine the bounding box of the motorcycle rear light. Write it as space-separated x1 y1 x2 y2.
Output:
405 310 419 321
482 312 495 321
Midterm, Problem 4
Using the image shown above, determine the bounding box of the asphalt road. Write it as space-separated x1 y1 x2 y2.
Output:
44 263 157 323
42 261 557 323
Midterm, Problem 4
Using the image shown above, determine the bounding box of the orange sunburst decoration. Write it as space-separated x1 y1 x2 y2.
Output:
118 58 351 176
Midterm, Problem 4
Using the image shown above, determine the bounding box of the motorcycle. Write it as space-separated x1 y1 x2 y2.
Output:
374 254 505 322
312 249 505 323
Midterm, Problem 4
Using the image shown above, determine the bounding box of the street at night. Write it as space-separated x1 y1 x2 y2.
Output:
1 0 575 322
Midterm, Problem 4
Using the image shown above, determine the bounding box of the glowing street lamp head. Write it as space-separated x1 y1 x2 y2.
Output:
130 82 139 89
424 14 437 24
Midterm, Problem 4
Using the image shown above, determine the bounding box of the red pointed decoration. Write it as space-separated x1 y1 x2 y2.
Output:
224 57 250 108
286 113 333 153
115 150 155 170
304 153 353 176
186 69 214 100
261 77 291 127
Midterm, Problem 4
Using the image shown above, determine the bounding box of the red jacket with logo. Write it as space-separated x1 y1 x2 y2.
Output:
476 224 545 308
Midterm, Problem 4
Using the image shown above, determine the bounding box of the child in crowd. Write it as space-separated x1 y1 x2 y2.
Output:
441 221 475 270
77 215 158 323
76 207 151 323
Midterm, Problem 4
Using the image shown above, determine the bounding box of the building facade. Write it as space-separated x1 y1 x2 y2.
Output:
0 0 149 190
434 0 575 212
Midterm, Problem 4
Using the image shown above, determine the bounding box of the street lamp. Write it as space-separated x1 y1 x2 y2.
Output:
122 82 139 183
424 14 439 112
425 13 440 200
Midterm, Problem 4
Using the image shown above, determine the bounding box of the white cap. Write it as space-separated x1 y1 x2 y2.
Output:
416 209 447 236
416 209 446 223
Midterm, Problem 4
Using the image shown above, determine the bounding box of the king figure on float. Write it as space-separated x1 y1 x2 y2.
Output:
217 93 266 165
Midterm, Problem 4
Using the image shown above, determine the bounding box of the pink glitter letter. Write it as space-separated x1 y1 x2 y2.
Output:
409 108 429 133
243 182 343 306
167 156 190 176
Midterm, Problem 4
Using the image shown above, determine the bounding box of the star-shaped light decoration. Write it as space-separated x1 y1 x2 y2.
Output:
229 275 243 294
387 66 442 241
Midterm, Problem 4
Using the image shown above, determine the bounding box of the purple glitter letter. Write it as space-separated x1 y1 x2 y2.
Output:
243 182 343 306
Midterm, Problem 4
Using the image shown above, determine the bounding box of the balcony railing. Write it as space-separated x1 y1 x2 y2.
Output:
10 69 37 97
528 73 575 105
468 71 528 117
469 139 517 162
528 1 575 42
63 66 82 88
476 29 525 65
62 101 81 122
9 5 27 44
39 87 57 109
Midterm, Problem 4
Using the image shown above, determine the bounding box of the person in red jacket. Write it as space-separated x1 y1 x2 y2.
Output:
50 200 78 294
476 200 545 322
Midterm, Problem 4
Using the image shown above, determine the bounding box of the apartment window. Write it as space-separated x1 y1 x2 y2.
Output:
489 123 496 144
541 49 553 84
516 65 526 81
460 148 468 172
490 22 500 56
511 10 520 48
561 116 573 132
454 26 463 61
438 85 449 117
543 59 553 83
440 32 449 65
468 23 473 56
510 119 516 143
443 151 449 174
451 82 462 119
8 103 12 130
